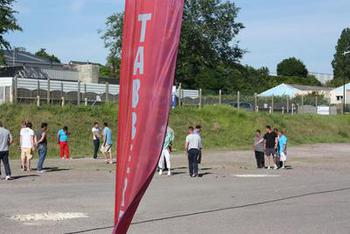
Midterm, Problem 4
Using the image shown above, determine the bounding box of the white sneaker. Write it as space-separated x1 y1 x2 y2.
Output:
5 176 11 180
159 170 163 175
274 165 278 170
267 167 271 170
281 166 285 169
167 171 171 176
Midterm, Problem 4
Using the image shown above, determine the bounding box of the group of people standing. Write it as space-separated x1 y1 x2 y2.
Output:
91 122 113 164
0 120 113 180
158 125 202 177
253 125 288 170
0 121 49 180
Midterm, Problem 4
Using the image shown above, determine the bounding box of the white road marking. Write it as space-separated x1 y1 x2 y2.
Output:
11 212 88 222
234 174 280 178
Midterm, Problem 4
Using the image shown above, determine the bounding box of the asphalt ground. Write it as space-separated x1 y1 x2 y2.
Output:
0 143 350 234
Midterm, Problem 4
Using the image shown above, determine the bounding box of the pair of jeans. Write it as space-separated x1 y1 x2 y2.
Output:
188 149 199 176
93 139 100 159
0 151 11 177
37 144 47 171
255 151 265 168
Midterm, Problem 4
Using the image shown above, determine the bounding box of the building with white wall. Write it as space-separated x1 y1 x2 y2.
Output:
329 83 350 104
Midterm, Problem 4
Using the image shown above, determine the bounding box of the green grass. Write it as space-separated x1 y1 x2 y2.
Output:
0 104 118 159
0 104 350 159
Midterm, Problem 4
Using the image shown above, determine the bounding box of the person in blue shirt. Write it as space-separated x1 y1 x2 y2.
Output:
278 129 288 169
101 123 113 164
57 126 70 160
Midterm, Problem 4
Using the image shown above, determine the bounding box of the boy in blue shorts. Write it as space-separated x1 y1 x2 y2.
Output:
278 129 288 169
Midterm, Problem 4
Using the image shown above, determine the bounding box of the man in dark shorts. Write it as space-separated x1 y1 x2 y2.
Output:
264 125 278 170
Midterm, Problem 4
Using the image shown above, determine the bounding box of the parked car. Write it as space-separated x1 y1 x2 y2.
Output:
228 102 254 111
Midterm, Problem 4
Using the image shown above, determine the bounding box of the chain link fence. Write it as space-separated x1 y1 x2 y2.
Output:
13 78 119 105
178 88 341 115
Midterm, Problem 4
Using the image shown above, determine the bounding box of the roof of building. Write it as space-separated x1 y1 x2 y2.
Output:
259 83 333 97
3 50 62 66
331 83 350 94
287 84 333 91
69 61 102 66
0 66 51 80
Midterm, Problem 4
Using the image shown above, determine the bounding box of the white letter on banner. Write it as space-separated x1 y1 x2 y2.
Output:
133 47 144 75
132 112 137 140
121 178 128 207
132 79 140 108
138 14 152 42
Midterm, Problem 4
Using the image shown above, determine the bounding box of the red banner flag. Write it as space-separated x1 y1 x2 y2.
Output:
113 0 184 233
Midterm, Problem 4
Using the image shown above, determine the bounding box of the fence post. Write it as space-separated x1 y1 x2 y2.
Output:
315 95 318 107
282 106 285 114
36 96 40 107
61 97 65 107
84 97 88 106
219 89 222 105
301 95 304 106
60 82 64 100
77 80 81 105
199 89 202 108
237 91 240 110
255 105 259 112
12 77 17 104
292 103 295 115
269 106 272 114
301 95 304 113
47 79 51 104
271 95 274 113
178 83 182 106
37 80 40 98
105 82 109 103
286 96 290 113
254 93 257 111
84 83 87 101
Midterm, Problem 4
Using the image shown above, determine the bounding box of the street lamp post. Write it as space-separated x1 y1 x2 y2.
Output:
343 51 350 114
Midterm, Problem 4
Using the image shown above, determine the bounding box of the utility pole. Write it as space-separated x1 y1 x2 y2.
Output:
343 51 350 114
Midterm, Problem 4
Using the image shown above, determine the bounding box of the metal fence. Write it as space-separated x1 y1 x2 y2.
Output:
1 77 344 114
14 78 119 105
178 89 341 115
4 77 200 106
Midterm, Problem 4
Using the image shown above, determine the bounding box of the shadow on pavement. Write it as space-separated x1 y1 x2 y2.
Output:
65 186 350 234
198 172 212 177
11 174 39 180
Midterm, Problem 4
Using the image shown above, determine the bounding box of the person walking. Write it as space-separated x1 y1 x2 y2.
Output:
0 121 13 180
101 123 113 164
185 126 202 177
253 129 265 168
92 122 101 159
278 129 288 169
158 126 175 176
57 126 70 160
263 125 278 170
194 125 203 164
274 128 281 168
20 122 35 171
36 123 48 173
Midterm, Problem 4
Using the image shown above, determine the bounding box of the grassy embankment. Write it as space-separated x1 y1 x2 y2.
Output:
0 104 349 159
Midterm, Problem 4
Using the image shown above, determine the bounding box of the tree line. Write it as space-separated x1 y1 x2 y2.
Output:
1 0 350 94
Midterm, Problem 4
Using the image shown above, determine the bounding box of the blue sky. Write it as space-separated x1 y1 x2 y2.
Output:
7 0 350 74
